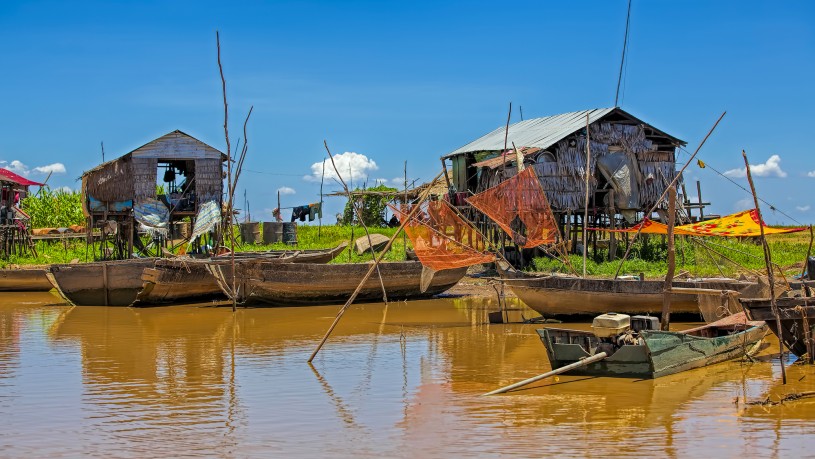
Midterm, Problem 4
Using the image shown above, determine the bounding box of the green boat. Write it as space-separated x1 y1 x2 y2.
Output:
537 312 768 379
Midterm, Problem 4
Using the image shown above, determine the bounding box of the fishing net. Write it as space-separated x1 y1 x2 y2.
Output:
466 167 560 248
390 201 494 271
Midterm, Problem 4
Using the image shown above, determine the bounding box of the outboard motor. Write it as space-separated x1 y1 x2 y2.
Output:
592 313 631 356
630 315 659 333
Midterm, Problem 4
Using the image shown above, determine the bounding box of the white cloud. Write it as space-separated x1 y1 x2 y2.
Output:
33 163 66 175
734 198 753 211
796 205 811 212
305 152 378 183
723 154 786 178
807 170 815 178
277 186 296 195
0 160 67 177
3 160 30 176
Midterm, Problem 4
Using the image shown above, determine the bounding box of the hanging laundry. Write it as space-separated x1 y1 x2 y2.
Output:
308 202 322 221
291 205 310 222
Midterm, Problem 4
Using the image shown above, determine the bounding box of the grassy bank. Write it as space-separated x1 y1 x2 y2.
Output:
3 223 810 280
532 232 810 279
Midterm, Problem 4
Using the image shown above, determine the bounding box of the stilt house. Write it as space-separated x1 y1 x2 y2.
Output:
81 130 226 259
441 107 686 258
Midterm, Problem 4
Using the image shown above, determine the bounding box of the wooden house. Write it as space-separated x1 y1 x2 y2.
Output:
0 168 42 258
81 130 225 259
441 107 686 259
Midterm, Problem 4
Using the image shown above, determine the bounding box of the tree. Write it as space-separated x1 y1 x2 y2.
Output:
342 184 397 227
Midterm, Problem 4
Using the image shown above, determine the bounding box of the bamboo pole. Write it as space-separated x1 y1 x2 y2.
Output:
582 114 592 277
323 142 388 303
308 170 445 362
742 150 786 384
614 111 726 278
800 225 813 280
661 187 676 331
482 352 608 396
403 160 408 259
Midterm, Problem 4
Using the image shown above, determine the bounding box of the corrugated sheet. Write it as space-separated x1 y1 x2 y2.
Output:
447 108 616 157
445 107 684 158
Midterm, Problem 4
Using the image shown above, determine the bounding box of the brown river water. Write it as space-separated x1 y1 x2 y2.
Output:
1 291 814 458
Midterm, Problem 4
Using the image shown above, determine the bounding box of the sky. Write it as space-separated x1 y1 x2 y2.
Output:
0 0 813 224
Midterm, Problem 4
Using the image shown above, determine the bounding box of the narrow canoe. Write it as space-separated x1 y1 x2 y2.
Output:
213 242 348 264
0 267 52 291
48 258 158 306
500 270 760 317
740 296 815 358
228 261 468 306
538 312 767 378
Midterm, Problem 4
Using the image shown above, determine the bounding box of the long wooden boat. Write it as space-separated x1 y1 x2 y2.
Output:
134 254 296 306
48 258 158 306
740 296 815 358
0 267 53 291
213 242 348 264
499 267 761 317
225 261 468 306
538 312 767 379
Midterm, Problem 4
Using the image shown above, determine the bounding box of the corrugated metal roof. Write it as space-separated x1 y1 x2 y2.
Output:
446 108 615 157
444 107 684 158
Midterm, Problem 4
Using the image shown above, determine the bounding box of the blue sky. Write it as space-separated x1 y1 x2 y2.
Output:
0 0 813 224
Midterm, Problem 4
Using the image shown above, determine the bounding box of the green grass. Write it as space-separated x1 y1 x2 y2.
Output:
4 223 810 278
531 233 811 279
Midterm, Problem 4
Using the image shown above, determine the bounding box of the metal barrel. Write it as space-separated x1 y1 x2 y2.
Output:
239 222 261 244
282 222 298 245
262 222 283 244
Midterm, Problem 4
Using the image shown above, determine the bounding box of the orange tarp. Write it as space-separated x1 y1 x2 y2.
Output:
391 201 494 271
595 210 805 237
466 167 559 248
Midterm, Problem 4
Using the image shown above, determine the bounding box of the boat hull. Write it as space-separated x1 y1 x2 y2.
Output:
49 259 157 306
503 274 757 317
538 314 768 378
234 262 467 306
0 268 52 291
741 296 815 357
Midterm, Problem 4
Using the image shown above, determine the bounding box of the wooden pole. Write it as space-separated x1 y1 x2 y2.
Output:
501 102 512 177
696 180 705 220
609 190 617 261
661 187 676 330
403 160 408 259
319 159 325 238
582 114 592 277
308 170 445 362
482 352 608 396
614 111 726 278
800 225 813 280
743 150 786 384
323 141 389 303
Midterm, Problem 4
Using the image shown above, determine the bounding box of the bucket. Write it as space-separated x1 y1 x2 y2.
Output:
282 222 298 245
263 222 283 244
239 222 261 244
170 221 190 240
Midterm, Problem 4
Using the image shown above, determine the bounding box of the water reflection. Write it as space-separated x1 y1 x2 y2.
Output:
0 292 813 457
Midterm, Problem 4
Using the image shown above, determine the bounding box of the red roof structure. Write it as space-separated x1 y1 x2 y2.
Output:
0 168 43 187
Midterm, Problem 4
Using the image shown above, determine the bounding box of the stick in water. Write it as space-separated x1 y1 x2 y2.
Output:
482 352 608 396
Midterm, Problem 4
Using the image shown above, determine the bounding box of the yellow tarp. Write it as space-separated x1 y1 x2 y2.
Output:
597 209 805 237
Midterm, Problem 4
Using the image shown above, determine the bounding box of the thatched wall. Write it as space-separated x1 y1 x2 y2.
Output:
195 158 223 203
133 157 158 201
471 121 680 213
82 156 134 203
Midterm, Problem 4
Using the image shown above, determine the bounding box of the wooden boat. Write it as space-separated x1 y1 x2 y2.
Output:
740 296 815 358
134 254 296 306
538 312 768 379
0 267 52 291
213 242 348 264
48 258 158 306
499 267 761 317
226 261 468 306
